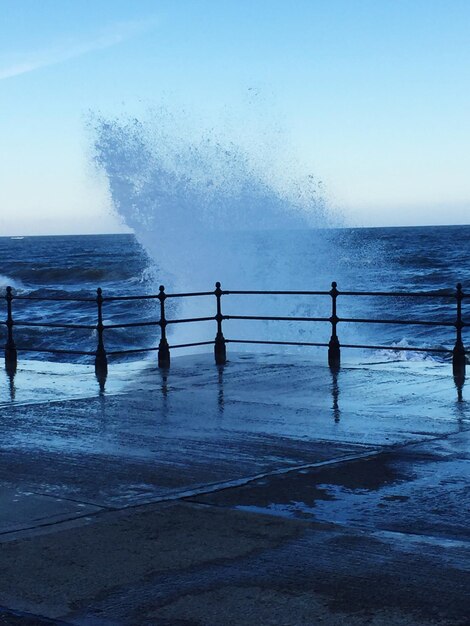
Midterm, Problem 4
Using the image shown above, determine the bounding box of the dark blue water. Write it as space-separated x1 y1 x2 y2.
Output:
0 226 468 363
0 234 155 360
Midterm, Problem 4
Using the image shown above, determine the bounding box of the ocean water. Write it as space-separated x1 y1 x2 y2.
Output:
0 225 468 364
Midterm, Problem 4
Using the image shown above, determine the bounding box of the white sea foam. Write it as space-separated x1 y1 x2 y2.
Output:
0 274 24 292
374 338 441 362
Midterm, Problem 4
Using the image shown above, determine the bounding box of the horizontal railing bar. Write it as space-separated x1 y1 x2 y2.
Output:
341 343 452 353
14 342 451 355
103 295 159 301
225 315 330 322
11 321 96 330
165 292 215 299
226 339 451 353
170 340 216 349
167 316 215 325
104 320 159 329
339 317 456 327
6 289 468 302
338 290 456 298
13 347 95 355
12 295 96 302
219 289 466 299
7 289 466 303
105 316 216 330
226 339 329 347
107 347 159 355
6 318 462 331
224 290 330 296
104 291 214 301
104 341 217 355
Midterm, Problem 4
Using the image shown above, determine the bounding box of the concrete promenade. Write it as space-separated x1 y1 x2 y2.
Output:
0 354 469 625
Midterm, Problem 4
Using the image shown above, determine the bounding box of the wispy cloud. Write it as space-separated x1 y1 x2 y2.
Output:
0 17 157 81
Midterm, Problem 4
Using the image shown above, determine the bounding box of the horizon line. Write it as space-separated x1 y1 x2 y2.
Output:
1 223 470 238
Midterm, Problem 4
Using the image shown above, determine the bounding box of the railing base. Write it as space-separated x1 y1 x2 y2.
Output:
158 340 170 368
452 344 466 381
5 356 17 380
95 352 108 379
214 334 226 365
328 337 340 370
4 345 17 370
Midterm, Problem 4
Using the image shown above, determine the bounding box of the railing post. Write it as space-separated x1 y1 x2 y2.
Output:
214 281 226 365
452 282 466 380
95 287 108 378
4 286 17 372
328 281 340 369
158 285 170 368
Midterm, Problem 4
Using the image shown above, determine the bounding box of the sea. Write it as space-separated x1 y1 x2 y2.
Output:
0 225 469 365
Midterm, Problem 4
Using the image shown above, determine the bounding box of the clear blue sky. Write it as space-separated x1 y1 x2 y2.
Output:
1 0 469 235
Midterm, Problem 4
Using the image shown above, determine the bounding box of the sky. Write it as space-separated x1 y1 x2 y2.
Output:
1 0 470 235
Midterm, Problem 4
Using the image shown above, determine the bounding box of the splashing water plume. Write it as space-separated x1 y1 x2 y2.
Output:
91 111 368 350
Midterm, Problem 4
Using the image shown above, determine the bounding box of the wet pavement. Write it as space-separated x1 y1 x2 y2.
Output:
0 353 469 625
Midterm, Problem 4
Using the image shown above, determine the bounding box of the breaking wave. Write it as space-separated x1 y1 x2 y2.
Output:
89 111 377 350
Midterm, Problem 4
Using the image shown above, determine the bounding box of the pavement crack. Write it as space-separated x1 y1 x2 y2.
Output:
0 513 91 538
27 490 112 510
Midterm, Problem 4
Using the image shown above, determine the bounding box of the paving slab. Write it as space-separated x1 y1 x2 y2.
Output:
193 429 470 541
0 354 468 625
0 502 468 626
0 488 102 534
1 354 466 511
0 435 370 509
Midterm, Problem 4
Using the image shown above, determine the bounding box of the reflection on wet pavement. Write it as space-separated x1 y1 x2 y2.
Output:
0 353 469 625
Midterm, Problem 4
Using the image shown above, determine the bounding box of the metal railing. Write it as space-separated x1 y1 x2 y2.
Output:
2 282 467 384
